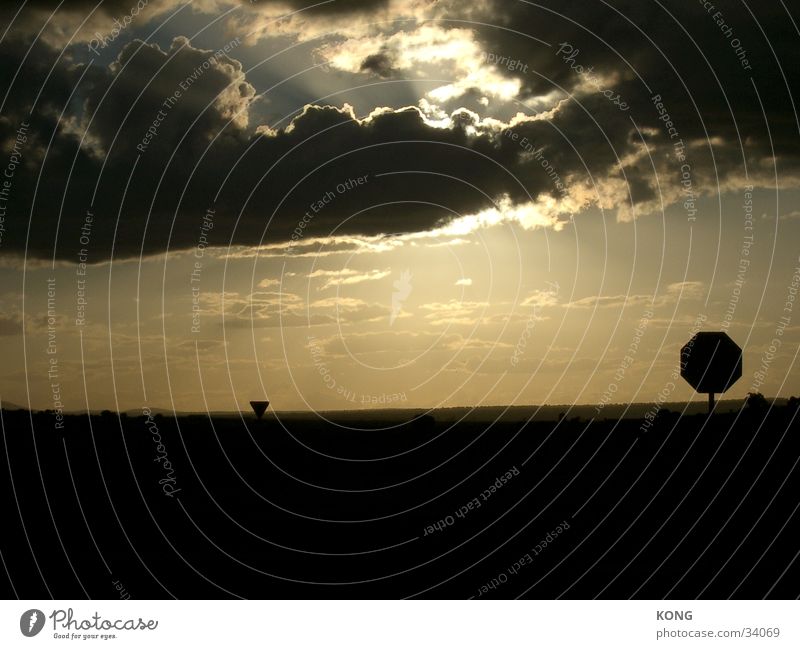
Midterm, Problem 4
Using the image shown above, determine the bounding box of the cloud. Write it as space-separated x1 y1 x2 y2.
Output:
2 0 799 263
520 288 560 309
359 49 395 78
313 329 456 357
195 289 391 328
225 0 418 44
419 299 489 325
307 267 391 290
566 281 705 309
665 281 706 301
0 0 188 48
774 210 800 221
566 294 654 310
2 89 583 260
304 0 800 219
0 0 392 48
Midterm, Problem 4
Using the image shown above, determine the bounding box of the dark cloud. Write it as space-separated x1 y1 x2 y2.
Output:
452 1 800 171
0 34 588 261
360 49 395 78
0 0 173 48
0 0 391 50
1 0 798 263
4 0 153 9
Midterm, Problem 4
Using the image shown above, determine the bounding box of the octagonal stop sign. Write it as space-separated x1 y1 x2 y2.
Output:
680 331 742 412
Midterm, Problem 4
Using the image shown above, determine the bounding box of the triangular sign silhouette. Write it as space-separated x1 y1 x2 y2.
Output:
250 400 269 419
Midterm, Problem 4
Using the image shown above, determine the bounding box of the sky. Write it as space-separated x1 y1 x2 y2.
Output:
0 0 799 413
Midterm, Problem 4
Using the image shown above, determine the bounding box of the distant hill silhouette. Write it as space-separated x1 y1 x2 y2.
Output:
4 399 754 421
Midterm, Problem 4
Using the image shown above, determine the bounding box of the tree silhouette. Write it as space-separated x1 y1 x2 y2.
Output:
744 392 768 413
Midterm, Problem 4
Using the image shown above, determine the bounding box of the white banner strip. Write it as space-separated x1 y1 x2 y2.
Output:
1 600 798 648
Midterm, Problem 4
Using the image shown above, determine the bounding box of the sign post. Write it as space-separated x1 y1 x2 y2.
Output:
680 332 742 414
250 400 270 419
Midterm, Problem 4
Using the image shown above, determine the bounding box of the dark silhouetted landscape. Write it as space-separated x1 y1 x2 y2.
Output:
3 399 798 599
